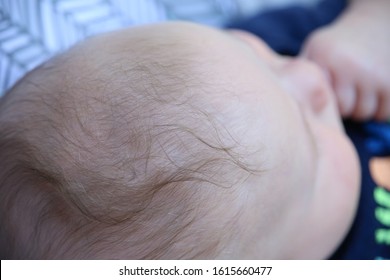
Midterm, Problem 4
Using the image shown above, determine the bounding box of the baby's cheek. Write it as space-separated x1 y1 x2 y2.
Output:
316 123 361 195
313 128 361 257
333 133 360 194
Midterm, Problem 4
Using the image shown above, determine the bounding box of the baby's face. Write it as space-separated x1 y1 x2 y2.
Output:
132 22 360 259
213 29 361 258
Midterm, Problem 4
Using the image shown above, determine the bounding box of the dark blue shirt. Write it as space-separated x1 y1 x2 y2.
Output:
227 0 390 259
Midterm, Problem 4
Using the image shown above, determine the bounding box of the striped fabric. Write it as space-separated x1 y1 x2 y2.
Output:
0 0 318 95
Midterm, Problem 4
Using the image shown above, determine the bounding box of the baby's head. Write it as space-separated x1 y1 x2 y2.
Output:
0 22 360 259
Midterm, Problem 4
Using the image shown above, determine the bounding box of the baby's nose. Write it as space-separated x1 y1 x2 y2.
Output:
281 58 332 115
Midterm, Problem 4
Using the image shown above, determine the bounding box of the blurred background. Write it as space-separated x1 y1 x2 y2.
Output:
0 0 320 96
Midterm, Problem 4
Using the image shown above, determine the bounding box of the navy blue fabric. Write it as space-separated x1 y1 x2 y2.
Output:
331 121 390 259
226 0 390 259
226 0 347 55
364 122 390 157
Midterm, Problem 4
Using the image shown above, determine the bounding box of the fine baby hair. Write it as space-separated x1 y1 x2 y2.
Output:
0 23 261 259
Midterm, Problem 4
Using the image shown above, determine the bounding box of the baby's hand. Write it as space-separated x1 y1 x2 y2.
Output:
301 1 390 121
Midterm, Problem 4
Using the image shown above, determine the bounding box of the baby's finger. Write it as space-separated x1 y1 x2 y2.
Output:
375 92 390 121
352 87 377 120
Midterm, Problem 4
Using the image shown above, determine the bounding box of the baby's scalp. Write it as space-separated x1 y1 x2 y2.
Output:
0 22 259 259
1 21 360 259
